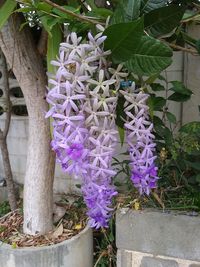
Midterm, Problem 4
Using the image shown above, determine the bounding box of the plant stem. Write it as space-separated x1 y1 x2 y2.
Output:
42 0 105 25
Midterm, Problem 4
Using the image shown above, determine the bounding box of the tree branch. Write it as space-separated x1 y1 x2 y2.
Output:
42 0 105 25
162 40 198 55
0 49 12 138
0 48 17 211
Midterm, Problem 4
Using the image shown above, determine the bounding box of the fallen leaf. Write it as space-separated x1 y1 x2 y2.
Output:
74 224 82 230
52 223 63 238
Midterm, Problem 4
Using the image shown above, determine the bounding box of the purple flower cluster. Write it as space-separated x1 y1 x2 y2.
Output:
46 27 159 228
121 86 159 195
46 30 126 228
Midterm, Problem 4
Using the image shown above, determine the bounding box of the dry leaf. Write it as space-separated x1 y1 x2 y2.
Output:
134 201 140 211
52 223 64 238
74 224 82 230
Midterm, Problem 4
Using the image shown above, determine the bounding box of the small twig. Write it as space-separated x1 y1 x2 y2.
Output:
162 40 198 55
94 250 108 267
152 191 165 209
42 0 105 25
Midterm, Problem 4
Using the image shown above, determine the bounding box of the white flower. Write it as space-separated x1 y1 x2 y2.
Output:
120 90 149 114
84 97 110 126
88 70 115 96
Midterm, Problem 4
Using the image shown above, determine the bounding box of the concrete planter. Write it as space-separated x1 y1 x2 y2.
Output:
0 225 93 267
116 209 200 267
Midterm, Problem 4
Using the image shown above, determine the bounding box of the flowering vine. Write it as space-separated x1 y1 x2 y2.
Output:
46 28 158 228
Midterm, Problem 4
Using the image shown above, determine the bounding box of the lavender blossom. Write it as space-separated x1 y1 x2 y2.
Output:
46 30 122 228
121 86 159 195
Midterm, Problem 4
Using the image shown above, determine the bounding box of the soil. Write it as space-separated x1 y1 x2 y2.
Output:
0 197 87 248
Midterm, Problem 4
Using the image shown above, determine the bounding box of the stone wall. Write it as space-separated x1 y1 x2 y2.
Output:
116 210 200 267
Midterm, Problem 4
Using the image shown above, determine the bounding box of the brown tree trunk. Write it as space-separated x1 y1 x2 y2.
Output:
0 14 55 235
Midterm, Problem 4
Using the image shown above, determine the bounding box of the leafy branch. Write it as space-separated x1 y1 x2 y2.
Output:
42 0 105 25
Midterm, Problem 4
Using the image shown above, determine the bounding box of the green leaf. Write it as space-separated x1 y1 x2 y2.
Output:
104 18 144 63
195 174 200 183
40 14 53 36
168 81 193 102
170 81 192 94
125 36 173 76
118 126 125 146
0 0 17 30
151 83 165 91
179 122 200 134
36 2 52 13
148 95 166 114
168 93 191 102
184 160 200 171
154 124 173 145
47 24 62 74
153 115 165 127
181 32 197 48
116 95 126 128
141 0 166 14
111 0 141 24
196 39 200 55
144 5 185 37
89 8 113 18
15 7 36 13
52 5 79 19
166 112 176 124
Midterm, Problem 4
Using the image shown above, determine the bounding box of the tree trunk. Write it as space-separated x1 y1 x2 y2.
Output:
0 138 17 210
0 14 55 235
0 48 17 211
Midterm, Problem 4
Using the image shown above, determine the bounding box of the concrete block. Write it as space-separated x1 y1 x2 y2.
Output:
117 250 132 267
141 256 179 267
9 155 27 174
183 24 200 123
7 137 28 156
0 187 7 202
166 52 183 72
53 177 71 194
8 116 28 138
116 209 200 261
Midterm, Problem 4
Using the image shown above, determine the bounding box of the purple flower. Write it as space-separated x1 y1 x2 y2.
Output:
66 143 84 161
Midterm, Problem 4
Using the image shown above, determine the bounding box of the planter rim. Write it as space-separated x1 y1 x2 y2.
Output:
0 224 91 252
118 207 200 217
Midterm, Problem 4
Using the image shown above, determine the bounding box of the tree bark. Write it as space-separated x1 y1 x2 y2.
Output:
0 14 55 235
0 48 17 211
0 138 17 210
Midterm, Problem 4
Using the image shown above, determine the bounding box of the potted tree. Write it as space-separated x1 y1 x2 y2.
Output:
0 1 200 267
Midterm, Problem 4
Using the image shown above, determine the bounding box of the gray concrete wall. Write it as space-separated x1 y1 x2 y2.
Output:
116 209 200 267
0 115 79 195
182 24 200 124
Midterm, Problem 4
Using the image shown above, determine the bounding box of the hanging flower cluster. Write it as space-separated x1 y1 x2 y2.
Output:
121 85 159 195
46 27 159 228
46 29 128 228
